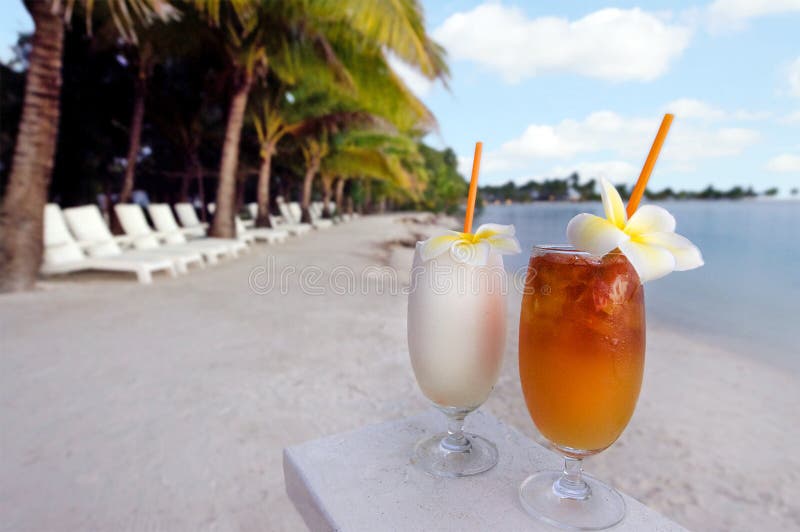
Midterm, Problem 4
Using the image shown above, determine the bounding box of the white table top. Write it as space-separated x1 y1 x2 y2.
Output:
283 410 685 531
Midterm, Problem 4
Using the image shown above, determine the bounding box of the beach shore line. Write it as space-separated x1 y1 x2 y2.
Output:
1 213 797 531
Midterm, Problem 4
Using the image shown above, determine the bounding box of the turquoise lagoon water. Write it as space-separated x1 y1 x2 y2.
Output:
474 201 800 372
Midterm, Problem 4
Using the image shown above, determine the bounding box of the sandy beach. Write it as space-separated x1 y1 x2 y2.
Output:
1 214 798 532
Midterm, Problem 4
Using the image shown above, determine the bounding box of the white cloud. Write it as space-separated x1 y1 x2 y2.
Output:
766 153 800 172
665 98 726 120
433 4 691 82
474 110 760 176
779 110 800 123
548 161 639 182
456 156 473 180
788 57 800 98
664 98 770 121
731 109 772 121
386 53 436 97
670 126 760 161
707 0 800 31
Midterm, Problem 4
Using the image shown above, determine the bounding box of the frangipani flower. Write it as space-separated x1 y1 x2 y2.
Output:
567 178 703 282
420 223 521 266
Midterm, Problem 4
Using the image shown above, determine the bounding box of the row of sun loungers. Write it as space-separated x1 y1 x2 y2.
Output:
42 200 352 284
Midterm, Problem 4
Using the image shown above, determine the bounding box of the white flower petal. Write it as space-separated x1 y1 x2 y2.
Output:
567 213 629 256
625 205 676 235
450 241 490 265
639 231 704 271
474 223 515 239
485 234 522 255
600 177 627 229
419 232 462 261
618 239 676 283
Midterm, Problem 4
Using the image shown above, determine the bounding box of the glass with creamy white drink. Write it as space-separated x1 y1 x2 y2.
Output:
407 223 520 477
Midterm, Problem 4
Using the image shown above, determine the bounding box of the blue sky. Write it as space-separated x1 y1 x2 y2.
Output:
3 1 800 194
411 1 800 194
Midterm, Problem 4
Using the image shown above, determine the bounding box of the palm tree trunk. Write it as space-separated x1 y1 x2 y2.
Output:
321 179 332 218
210 70 252 238
255 143 274 228
0 1 64 292
179 155 193 202
119 70 147 203
335 178 344 216
300 154 320 224
194 152 206 222
363 180 372 214
109 64 148 234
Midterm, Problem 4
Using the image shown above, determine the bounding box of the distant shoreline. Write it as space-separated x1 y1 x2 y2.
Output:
480 197 800 205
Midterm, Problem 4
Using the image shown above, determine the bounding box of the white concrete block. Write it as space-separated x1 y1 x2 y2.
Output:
284 410 685 531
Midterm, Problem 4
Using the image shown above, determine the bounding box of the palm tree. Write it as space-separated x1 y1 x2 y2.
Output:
249 93 294 228
117 13 202 205
118 41 152 205
283 44 441 223
334 177 347 216
248 82 376 227
0 0 175 293
298 136 329 223
192 0 447 238
190 0 270 237
320 129 427 215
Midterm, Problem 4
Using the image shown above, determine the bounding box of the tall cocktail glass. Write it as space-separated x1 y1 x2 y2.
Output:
518 245 645 529
407 242 507 477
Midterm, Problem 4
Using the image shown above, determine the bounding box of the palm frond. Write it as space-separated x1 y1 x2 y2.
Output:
64 0 180 43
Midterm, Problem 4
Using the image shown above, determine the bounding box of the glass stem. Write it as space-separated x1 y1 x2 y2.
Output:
440 412 471 452
553 457 591 500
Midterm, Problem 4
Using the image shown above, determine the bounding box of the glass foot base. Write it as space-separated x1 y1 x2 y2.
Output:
519 470 625 530
413 432 498 477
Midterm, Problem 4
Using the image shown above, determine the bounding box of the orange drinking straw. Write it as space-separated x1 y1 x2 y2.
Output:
626 113 674 218
463 141 483 233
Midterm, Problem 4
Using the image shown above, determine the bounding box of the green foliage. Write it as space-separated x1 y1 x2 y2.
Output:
481 174 775 203
414 144 467 214
1 0 454 211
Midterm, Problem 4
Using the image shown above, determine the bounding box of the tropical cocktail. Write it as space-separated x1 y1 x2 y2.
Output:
409 245 507 410
520 247 645 454
408 223 519 477
407 142 521 477
517 116 703 530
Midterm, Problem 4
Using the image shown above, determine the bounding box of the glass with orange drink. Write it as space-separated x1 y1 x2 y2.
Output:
516 116 703 529
518 245 645 529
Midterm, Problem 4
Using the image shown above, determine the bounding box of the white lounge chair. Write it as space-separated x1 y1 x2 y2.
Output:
246 202 290 230
305 201 334 229
63 204 203 275
288 201 333 230
234 216 288 245
147 203 248 257
246 202 269 224
312 201 339 224
278 201 300 227
248 201 311 236
173 203 207 238
329 200 350 222
269 214 310 236
44 204 176 284
115 203 227 265
205 202 257 229
245 203 269 228
325 201 338 220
